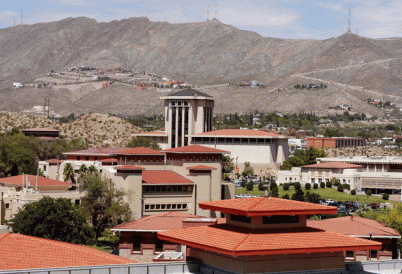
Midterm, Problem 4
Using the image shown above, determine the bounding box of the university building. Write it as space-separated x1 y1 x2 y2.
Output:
134 88 289 168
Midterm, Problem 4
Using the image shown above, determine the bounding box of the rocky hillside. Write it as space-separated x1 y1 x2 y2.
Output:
0 112 142 148
2 18 402 116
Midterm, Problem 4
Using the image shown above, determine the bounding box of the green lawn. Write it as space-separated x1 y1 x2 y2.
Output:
90 245 114 253
236 185 393 204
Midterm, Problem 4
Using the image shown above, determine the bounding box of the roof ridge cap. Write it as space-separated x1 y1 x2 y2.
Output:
234 233 251 251
247 197 267 211
354 217 397 235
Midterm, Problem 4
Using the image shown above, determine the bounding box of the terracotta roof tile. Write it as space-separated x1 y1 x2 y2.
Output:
100 158 118 163
0 233 135 271
0 175 73 187
198 197 337 216
114 165 145 171
302 162 364 169
116 147 164 155
163 145 229 154
307 216 401 238
113 212 204 231
142 170 194 184
158 224 381 256
191 129 285 138
46 159 63 163
186 165 217 170
64 147 128 156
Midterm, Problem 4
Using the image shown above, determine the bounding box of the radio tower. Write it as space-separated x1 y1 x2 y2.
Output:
347 3 351 33
214 2 217 19
207 2 210 22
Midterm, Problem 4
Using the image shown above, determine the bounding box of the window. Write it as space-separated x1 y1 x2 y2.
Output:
94 157 98 161
144 203 187 211
145 205 150 210
5 203 9 209
43 166 47 172
77 156 80 160
86 156 89 161
133 236 142 252
155 238 164 252
346 251 354 259
370 250 378 259
263 215 299 224
75 199 80 205
230 214 251 224
311 178 315 183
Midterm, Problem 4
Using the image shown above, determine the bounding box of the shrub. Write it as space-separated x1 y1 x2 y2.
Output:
382 193 390 200
246 181 254 191
351 189 356 195
342 184 350 190
337 185 344 192
258 182 265 191
313 183 318 189
320 182 325 188
305 183 311 190
241 180 247 188
283 183 289 191
366 189 372 196
326 181 332 188
282 194 289 199
294 182 301 190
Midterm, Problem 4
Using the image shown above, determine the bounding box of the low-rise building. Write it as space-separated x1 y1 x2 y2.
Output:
308 137 366 149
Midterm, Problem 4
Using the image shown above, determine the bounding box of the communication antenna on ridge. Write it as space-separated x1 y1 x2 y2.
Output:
207 2 210 22
21 5 23 25
347 3 351 33
214 2 217 19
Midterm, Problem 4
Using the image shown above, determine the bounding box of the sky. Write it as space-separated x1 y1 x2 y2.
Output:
1 0 402 40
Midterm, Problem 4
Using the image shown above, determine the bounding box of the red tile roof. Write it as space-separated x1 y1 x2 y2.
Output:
308 216 401 238
114 165 145 171
158 224 381 257
163 145 229 154
100 158 118 163
116 147 164 155
186 165 217 170
46 159 63 164
198 197 337 216
22 128 59 132
191 129 285 138
64 147 128 156
302 162 364 169
0 175 73 187
0 233 135 271
113 212 204 231
142 170 194 184
134 131 168 136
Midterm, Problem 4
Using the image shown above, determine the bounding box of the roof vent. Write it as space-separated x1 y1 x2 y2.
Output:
8 221 14 234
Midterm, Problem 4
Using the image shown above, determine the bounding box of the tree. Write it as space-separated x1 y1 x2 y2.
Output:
127 137 160 150
305 192 321 204
280 147 326 170
79 174 132 239
270 181 279 197
330 177 340 186
243 162 254 177
222 155 235 174
324 128 340 138
320 182 325 188
258 182 265 191
241 180 247 188
313 183 318 189
246 181 254 191
337 185 344 192
282 194 289 199
326 181 332 188
294 182 301 190
351 189 356 195
78 164 88 176
283 183 289 191
366 189 372 203
383 193 390 200
305 183 311 190
291 189 305 201
63 163 75 183
12 197 95 245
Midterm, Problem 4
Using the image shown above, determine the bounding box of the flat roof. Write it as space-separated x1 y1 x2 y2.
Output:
158 224 381 257
302 162 364 169
318 156 402 165
190 129 286 139
115 147 164 155
198 197 337 217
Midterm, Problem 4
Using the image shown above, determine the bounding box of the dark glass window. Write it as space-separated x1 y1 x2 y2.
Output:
263 215 299 224
230 214 251 223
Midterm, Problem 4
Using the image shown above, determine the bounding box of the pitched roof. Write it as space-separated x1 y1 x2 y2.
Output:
64 147 128 156
186 165 217 170
115 147 164 155
100 158 118 163
190 129 285 138
0 175 73 187
198 197 337 216
0 233 135 271
142 170 194 184
46 159 63 164
163 145 229 154
112 212 204 231
22 128 59 132
307 216 401 238
302 162 364 169
114 165 145 171
164 88 212 98
158 224 381 257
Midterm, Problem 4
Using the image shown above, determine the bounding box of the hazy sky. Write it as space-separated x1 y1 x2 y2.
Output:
1 0 401 40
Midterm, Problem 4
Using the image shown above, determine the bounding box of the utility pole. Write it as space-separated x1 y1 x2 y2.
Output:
347 3 351 33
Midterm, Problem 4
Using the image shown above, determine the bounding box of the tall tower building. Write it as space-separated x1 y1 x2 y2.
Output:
161 89 214 148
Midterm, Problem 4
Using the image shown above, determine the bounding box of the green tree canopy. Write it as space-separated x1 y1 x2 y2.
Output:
222 155 234 174
79 174 132 238
127 137 160 150
12 197 95 245
242 162 254 177
280 147 326 170
63 163 75 183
